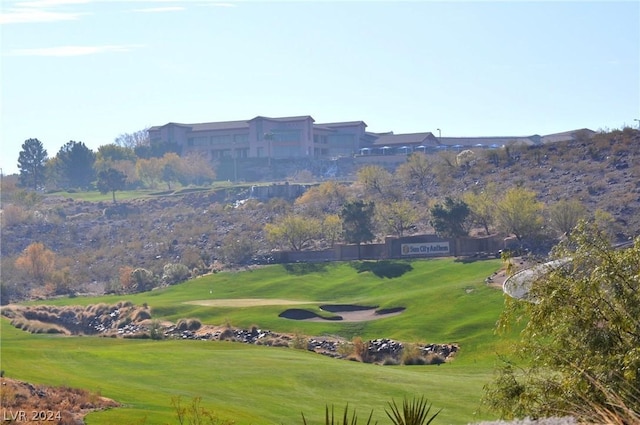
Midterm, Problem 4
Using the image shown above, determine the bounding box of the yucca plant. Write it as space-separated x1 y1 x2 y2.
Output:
385 396 441 425
301 404 376 425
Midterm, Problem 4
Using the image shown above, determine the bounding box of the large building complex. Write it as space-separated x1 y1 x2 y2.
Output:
148 115 376 161
148 115 594 162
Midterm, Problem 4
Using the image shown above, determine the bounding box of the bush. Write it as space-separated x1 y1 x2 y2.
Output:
162 263 190 285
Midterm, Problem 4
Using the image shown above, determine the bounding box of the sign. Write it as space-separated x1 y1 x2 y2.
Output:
401 242 450 256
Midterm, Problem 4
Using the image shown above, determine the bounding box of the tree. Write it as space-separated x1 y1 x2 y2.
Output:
97 168 127 203
340 200 375 259
54 141 96 189
95 144 137 171
181 152 216 186
14 242 56 285
295 180 349 217
321 214 342 247
264 214 321 251
114 128 149 149
160 153 183 190
547 198 587 236
357 165 398 200
463 183 498 235
376 200 419 237
429 197 470 238
485 222 640 422
135 157 163 188
17 138 48 190
396 152 433 192
495 187 544 241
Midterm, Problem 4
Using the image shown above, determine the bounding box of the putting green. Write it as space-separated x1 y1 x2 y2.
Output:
184 298 318 307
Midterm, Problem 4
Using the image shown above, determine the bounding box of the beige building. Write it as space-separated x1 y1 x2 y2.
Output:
148 115 375 161
149 115 594 162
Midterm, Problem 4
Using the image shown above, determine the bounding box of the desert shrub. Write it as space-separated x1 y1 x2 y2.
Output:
171 396 234 425
131 268 156 291
132 308 151 322
219 328 235 341
148 319 164 340
290 331 308 350
401 343 422 365
423 354 446 365
162 262 190 285
351 337 371 363
1 204 32 227
176 318 202 331
382 356 401 366
336 341 355 358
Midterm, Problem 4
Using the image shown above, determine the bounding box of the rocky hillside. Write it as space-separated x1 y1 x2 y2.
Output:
1 128 638 302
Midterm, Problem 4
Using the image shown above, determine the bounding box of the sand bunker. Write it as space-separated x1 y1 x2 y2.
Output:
279 304 406 322
185 299 405 322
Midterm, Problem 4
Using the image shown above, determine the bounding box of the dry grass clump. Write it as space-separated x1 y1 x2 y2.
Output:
0 377 119 425
175 318 202 331
1 302 151 336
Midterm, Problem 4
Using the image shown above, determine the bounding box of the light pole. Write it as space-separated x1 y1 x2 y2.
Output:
437 128 441 142
634 119 640 129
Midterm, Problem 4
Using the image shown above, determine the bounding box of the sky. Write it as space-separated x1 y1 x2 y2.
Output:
1 0 639 175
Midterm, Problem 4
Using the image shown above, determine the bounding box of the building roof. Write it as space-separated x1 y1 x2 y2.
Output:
249 115 314 122
541 128 595 144
437 136 539 147
316 121 367 128
189 120 250 132
372 132 436 147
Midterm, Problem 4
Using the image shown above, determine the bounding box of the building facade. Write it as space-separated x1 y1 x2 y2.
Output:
148 115 373 161
149 115 594 162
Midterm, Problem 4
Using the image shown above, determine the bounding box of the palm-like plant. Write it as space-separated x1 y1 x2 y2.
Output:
301 404 376 425
385 396 441 425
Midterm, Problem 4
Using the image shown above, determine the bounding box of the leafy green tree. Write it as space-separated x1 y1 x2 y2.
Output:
321 214 342 247
17 138 48 190
135 157 162 188
429 197 470 238
95 144 137 171
97 168 127 203
463 183 498 235
264 214 321 251
134 140 180 159
340 200 375 259
485 222 640 422
54 140 96 189
495 187 544 241
547 198 587 236
376 200 419 237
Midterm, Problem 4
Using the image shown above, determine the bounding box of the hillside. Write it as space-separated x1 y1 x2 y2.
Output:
1 128 638 302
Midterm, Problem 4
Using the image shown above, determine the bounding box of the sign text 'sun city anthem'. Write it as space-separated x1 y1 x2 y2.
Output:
401 242 450 256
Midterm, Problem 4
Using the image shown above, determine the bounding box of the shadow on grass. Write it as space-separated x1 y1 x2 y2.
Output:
282 263 328 275
350 260 413 278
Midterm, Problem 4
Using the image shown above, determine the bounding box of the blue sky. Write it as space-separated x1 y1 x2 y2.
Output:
1 0 639 175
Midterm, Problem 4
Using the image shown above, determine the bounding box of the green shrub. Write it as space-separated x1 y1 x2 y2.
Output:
162 263 190 285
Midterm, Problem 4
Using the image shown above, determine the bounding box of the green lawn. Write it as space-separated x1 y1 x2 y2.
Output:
1 258 516 424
